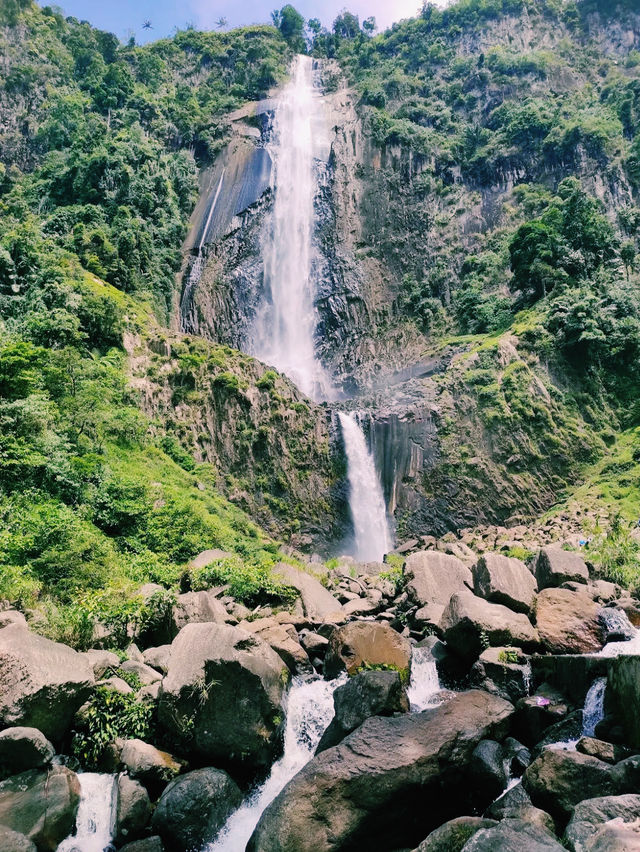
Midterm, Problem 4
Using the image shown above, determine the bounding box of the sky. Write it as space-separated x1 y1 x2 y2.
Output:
42 0 446 45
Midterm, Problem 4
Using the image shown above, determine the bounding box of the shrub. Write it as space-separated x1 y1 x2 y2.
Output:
71 688 154 768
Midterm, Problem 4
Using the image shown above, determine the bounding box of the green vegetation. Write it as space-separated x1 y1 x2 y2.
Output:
587 514 640 594
355 661 410 686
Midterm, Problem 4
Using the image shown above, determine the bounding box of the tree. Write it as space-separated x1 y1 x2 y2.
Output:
273 5 306 52
362 16 376 36
333 11 360 40
509 219 563 300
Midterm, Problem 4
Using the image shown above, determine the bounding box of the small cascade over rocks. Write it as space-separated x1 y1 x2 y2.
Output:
57 773 117 852
407 645 441 712
582 676 607 737
208 675 344 852
338 412 392 563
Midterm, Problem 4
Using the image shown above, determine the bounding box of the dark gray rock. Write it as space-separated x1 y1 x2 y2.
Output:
609 656 640 748
461 818 563 851
523 747 617 820
532 711 584 757
485 781 532 820
473 553 537 614
114 775 152 846
534 548 589 589
0 728 55 775
316 669 409 753
598 608 634 643
247 690 514 852
565 794 640 852
151 767 242 851
0 767 80 851
414 817 498 851
503 737 531 777
468 740 507 804
119 838 165 852
611 754 640 793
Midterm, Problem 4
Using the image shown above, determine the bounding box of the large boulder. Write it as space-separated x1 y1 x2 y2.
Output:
535 589 604 654
151 767 242 851
241 618 312 675
120 839 165 852
324 621 412 678
0 728 55 775
468 740 507 804
440 590 540 663
0 767 80 851
158 623 288 772
608 656 640 748
114 775 152 847
523 748 617 821
404 552 472 610
316 670 409 753
120 740 182 787
565 794 640 852
81 649 119 679
0 626 94 742
534 548 589 589
461 819 563 851
273 563 342 622
473 553 537 614
0 826 36 852
585 818 640 851
247 690 514 852
472 647 532 704
171 591 228 635
414 817 498 852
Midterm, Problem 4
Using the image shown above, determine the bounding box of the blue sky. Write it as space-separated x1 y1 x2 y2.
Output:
43 1 446 44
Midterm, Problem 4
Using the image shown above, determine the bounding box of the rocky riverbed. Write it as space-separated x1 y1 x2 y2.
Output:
0 539 639 851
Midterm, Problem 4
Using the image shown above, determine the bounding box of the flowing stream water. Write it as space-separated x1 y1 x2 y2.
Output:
207 675 344 852
582 676 607 737
57 773 117 852
407 645 441 711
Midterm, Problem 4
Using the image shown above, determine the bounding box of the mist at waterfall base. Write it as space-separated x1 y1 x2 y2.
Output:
247 55 392 562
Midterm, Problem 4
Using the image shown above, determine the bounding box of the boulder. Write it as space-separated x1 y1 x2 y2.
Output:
598 608 634 643
82 649 119 679
316 670 409 753
0 728 55 774
0 611 28 630
142 646 171 675
299 631 329 657
0 767 80 851
484 781 532 819
534 548 589 589
120 740 182 787
98 675 133 695
576 737 630 765
241 619 312 675
272 563 342 622
119 838 165 852
503 737 531 777
440 590 540 663
610 754 640 792
171 591 228 635
0 826 36 852
461 819 563 851
188 549 232 570
468 740 507 804
585 818 640 851
414 817 498 852
158 623 288 772
472 647 532 704
473 553 537 614
247 690 514 852
119 660 163 686
535 589 603 654
606 656 640 748
565 794 640 852
523 748 617 820
324 621 412 678
404 552 472 608
151 767 242 851
512 684 572 747
0 625 94 742
114 775 152 847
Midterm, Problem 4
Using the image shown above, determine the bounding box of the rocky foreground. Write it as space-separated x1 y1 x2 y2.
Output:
1 542 640 851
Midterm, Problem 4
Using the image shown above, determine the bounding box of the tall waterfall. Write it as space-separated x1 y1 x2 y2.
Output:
250 54 331 401
338 412 391 562
251 55 392 556
208 675 344 852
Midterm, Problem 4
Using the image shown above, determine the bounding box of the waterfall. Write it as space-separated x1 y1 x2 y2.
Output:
407 646 441 712
250 54 331 401
582 677 607 737
207 675 344 852
338 412 392 562
57 773 117 852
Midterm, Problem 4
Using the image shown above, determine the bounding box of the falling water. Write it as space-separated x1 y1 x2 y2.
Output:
208 675 344 852
250 55 331 401
582 677 607 737
57 773 117 852
407 646 441 711
339 412 392 562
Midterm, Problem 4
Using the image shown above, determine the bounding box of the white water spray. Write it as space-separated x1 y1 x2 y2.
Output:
407 646 441 711
251 55 331 401
339 412 391 562
582 676 607 737
208 675 344 852
57 773 116 852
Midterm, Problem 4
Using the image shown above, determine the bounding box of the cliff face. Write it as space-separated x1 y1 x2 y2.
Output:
177 3 640 544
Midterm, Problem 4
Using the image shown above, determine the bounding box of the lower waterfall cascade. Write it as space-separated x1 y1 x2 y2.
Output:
57 773 117 852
